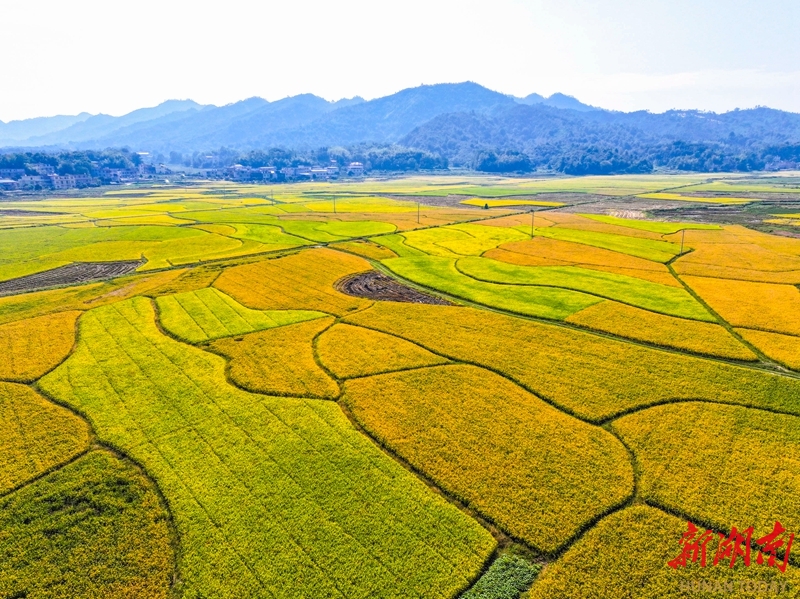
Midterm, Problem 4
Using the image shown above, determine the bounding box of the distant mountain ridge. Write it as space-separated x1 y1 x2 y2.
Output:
3 82 800 174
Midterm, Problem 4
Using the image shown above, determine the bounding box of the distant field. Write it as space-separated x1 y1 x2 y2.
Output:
3 176 800 598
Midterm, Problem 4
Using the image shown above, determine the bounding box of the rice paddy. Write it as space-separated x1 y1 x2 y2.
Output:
3 176 799 598
612 402 800 545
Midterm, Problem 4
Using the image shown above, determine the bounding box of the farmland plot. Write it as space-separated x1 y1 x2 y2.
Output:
566 301 756 360
612 402 800 542
156 287 324 343
344 302 800 421
210 317 340 398
0 382 90 493
0 311 81 381
382 256 602 320
317 323 449 379
682 276 800 336
0 451 174 599
526 506 800 599
40 298 494 598
342 364 634 552
215 248 373 315
454 257 712 320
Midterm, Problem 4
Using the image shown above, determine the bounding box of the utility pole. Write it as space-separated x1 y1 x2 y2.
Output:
680 229 686 254
530 211 535 239
333 195 336 214
417 201 420 224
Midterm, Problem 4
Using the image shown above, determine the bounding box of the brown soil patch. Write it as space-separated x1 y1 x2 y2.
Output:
336 271 453 305
0 261 143 296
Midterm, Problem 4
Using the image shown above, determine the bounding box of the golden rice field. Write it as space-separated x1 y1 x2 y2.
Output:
2 176 799 598
316 323 449 379
527 505 800 599
342 364 633 553
210 317 341 398
565 301 757 360
681 276 800 336
612 402 800 547
735 328 800 370
0 310 81 381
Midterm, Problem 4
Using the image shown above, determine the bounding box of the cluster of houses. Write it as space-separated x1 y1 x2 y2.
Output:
0 162 172 191
200 161 365 182
0 158 367 192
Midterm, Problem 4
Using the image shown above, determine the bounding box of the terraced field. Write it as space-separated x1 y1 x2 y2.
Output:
2 176 799 598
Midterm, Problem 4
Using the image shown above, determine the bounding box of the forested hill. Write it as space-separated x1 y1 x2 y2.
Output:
401 104 800 173
3 82 800 173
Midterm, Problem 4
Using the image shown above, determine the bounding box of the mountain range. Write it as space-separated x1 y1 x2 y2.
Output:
2 82 800 173
0 83 599 152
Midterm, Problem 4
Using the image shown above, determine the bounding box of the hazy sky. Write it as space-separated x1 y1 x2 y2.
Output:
3 0 799 121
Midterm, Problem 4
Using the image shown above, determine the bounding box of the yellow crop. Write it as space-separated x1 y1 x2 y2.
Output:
673 263 800 284
675 241 800 274
329 239 398 260
527 505 799 599
0 311 81 382
215 248 372 315
459 198 564 207
566 301 756 360
210 317 339 398
156 288 324 343
0 382 90 493
613 402 800 547
342 364 634 552
316 323 448 378
39 297 494 598
490 237 680 285
0 450 174 599
638 192 754 204
545 212 668 240
736 328 800 370
487 245 682 287
344 302 800 421
494 236 671 270
683 276 800 336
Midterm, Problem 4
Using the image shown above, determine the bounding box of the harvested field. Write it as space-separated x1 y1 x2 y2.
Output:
336 270 453 304
0 260 142 296
0 209 66 217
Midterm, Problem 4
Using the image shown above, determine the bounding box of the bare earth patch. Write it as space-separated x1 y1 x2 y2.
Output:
0 261 143 296
336 271 453 304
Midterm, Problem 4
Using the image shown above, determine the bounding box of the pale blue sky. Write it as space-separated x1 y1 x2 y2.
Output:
3 0 799 121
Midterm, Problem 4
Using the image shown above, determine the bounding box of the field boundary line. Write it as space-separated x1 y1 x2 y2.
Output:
451 258 714 324
597 396 800 426
666 262 779 366
367 259 800 379
151 300 459 588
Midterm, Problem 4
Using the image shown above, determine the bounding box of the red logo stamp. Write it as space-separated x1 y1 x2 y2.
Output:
668 521 794 572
